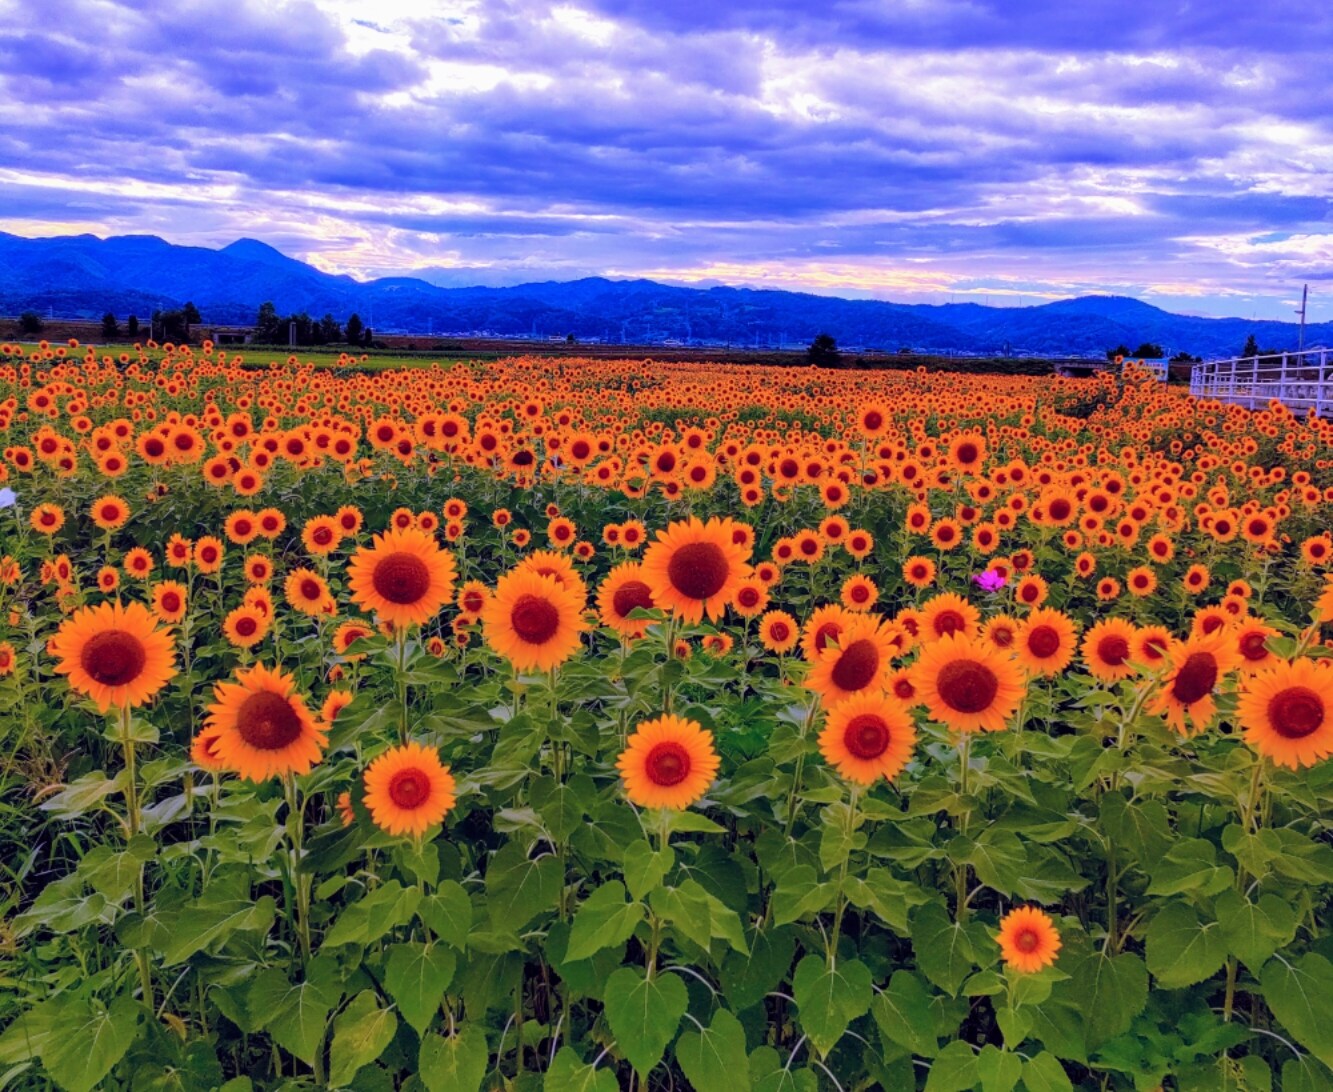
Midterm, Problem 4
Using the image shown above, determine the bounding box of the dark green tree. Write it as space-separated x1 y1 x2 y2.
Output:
1106 343 1131 361
345 313 364 346
319 314 342 344
1133 342 1163 359
1242 334 1260 358
254 302 282 343
182 302 201 324
126 314 139 337
18 311 42 335
101 312 119 340
807 332 841 368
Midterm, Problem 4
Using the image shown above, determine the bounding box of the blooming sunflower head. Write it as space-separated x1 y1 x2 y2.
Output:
51 600 177 712
641 516 752 624
347 526 458 628
363 741 457 838
617 714 720 810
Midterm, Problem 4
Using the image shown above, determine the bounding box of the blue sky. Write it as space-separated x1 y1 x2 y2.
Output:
1 0 1330 319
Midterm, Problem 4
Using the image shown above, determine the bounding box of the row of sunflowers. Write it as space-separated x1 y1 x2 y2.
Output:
0 340 1331 1090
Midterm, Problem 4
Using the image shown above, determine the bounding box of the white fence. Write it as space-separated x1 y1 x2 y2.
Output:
1189 349 1332 416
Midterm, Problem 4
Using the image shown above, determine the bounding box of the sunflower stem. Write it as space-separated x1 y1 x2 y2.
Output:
119 704 154 1007
828 787 859 969
284 774 314 966
395 625 410 745
783 702 818 837
954 732 973 925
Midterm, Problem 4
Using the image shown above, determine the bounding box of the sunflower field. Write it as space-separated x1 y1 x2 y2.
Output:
1 340 1332 1092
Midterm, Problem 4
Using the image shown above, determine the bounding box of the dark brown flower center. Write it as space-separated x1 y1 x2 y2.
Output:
1239 632 1270 661
831 638 880 692
1172 652 1218 704
612 580 653 619
372 552 432 605
1015 928 1040 953
80 629 146 687
936 658 999 713
1098 635 1130 666
844 713 890 759
645 741 691 786
1268 686 1324 740
934 610 966 637
1026 625 1061 659
667 541 729 601
236 690 302 750
388 767 432 809
511 593 560 644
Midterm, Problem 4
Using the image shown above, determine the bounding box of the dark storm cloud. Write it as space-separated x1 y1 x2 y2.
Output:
1 0 1331 316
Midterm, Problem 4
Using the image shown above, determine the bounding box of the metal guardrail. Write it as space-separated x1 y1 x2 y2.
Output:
1189 349 1331 415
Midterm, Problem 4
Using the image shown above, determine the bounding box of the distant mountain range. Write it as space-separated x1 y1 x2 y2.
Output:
1 232 1326 358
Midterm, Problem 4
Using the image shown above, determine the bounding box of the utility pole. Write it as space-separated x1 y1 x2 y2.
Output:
1297 283 1308 351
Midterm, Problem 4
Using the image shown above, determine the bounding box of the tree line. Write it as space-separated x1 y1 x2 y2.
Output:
253 303 371 347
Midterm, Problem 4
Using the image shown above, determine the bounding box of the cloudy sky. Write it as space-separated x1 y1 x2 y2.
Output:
1 0 1330 318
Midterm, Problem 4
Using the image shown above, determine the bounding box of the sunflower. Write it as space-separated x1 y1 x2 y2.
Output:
90 494 130 531
912 633 1025 732
1080 618 1139 683
920 593 981 643
284 568 334 617
1236 659 1333 769
819 692 916 785
1146 630 1241 736
902 556 936 589
806 614 899 707
150 581 187 624
840 574 879 612
347 526 457 628
597 562 659 637
30 504 65 535
0 641 16 677
759 610 800 654
1015 608 1079 677
997 906 1061 973
801 604 852 662
731 577 770 618
482 568 587 671
641 516 753 624
1013 574 1049 609
302 515 342 556
223 604 270 649
190 726 228 773
456 580 489 622
51 601 176 711
1133 625 1172 669
363 741 457 837
205 662 326 781
123 547 154 581
194 536 225 574
1234 619 1279 675
983 614 1021 652
617 714 719 810
333 619 376 660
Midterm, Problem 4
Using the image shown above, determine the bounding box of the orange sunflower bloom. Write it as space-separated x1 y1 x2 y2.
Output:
806 614 898 707
802 604 852 662
840 574 879 612
190 726 228 773
284 568 334 617
1146 630 1241 736
1081 618 1140 683
90 494 130 531
902 555 936 589
0 640 17 677
481 569 587 671
641 516 752 624
1233 619 1279 675
333 619 376 660
346 527 457 628
51 601 177 711
150 580 188 624
819 692 916 785
302 515 342 556
363 741 457 837
920 592 981 643
617 714 719 810
1015 608 1079 677
1236 659 1333 769
194 536 225 574
30 503 65 535
912 633 1025 733
223 604 270 649
731 577 770 618
596 562 659 638
759 610 799 654
204 662 326 781
997 906 1061 973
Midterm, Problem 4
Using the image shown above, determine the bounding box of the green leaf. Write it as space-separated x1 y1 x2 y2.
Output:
967 830 1027 896
20 995 140 1092
323 881 421 950
1282 1055 1333 1092
650 881 713 954
384 942 456 1035
329 990 397 1087
676 1008 750 1091
418 881 472 950
544 1046 619 1092
162 895 276 965
419 1025 489 1092
751 1046 819 1092
1146 838 1233 898
911 903 977 997
249 968 341 1065
603 966 688 1078
1069 952 1148 1050
720 928 795 1012
791 954 872 1057
1022 1051 1073 1092
976 1044 1022 1092
924 1040 978 1092
485 842 563 931
38 771 124 818
566 880 644 962
623 840 674 901
770 865 834 926
532 774 590 841
1262 953 1333 1070
1145 902 1228 989
1216 890 1297 973
871 970 939 1057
